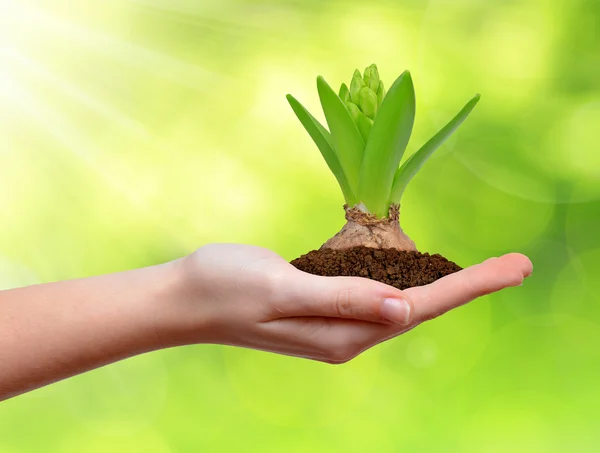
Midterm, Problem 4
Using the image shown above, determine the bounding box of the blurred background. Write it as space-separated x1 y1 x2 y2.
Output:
1 0 599 451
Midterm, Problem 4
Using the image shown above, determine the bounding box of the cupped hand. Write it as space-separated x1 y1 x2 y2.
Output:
165 243 532 364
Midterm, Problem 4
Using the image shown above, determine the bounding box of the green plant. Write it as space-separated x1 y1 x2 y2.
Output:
287 64 480 218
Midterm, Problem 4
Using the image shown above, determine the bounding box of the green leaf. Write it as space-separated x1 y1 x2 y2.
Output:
286 94 356 204
357 112 373 141
389 94 481 203
376 80 385 107
357 70 415 217
317 76 366 194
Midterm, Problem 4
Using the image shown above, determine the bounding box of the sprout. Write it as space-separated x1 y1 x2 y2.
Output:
287 64 480 218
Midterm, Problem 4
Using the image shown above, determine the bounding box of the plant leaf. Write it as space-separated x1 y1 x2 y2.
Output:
389 94 481 203
357 70 415 217
376 80 385 107
286 94 355 204
317 76 365 194
357 112 373 142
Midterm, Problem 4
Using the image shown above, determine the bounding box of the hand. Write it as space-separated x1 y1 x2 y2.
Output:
160 244 533 364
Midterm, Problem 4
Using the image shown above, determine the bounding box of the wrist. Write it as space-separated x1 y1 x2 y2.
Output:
149 256 215 348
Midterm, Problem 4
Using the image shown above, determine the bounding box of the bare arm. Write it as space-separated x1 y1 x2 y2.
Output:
0 262 183 400
0 243 532 401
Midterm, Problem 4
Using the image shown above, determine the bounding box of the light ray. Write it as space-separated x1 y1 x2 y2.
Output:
0 49 29 126
0 0 222 251
0 71 101 163
0 74 187 247
3 48 151 140
127 0 262 37
10 4 224 90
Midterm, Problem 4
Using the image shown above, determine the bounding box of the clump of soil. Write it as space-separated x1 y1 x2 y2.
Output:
291 246 461 290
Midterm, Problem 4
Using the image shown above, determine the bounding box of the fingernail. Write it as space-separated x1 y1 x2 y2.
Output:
381 298 411 325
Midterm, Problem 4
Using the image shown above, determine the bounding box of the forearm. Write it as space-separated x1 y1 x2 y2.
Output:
0 260 185 400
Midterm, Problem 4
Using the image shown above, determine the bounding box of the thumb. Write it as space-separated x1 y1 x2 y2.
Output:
280 272 414 325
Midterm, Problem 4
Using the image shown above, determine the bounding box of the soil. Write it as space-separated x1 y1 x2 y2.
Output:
291 246 462 290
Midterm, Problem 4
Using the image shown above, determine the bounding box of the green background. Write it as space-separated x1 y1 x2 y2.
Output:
1 0 599 451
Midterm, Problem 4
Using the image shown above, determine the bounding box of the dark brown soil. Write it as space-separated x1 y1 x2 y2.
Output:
291 246 462 290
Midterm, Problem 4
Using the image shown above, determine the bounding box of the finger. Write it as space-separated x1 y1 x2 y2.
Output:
278 270 410 325
405 253 533 324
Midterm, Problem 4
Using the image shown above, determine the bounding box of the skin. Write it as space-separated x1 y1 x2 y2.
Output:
0 243 532 401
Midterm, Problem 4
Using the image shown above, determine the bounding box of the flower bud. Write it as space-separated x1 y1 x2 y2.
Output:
346 101 361 123
350 76 366 104
339 83 350 103
364 64 380 92
363 66 372 87
359 86 378 120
